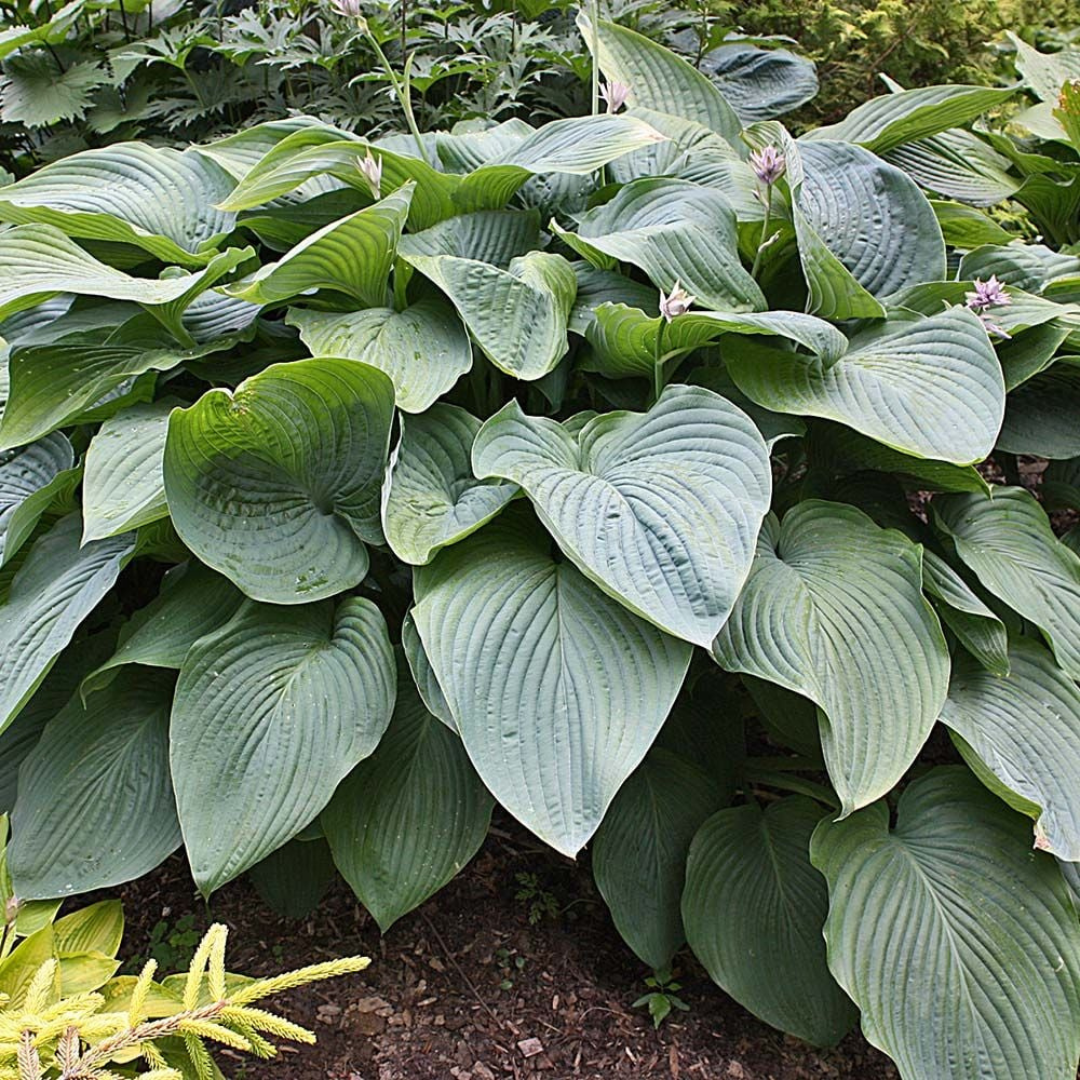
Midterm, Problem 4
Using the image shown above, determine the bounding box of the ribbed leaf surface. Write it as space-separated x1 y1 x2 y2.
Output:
474 386 772 647
171 597 395 895
713 501 949 813
811 767 1080 1080
0 432 74 565
412 507 691 856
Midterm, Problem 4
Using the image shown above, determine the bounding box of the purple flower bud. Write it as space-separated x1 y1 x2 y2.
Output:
965 275 1011 312
977 313 1012 340
659 281 694 322
357 149 382 200
750 145 786 185
600 80 632 115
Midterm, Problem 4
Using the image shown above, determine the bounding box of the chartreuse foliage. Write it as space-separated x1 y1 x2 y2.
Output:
0 825 368 1078
4 16 1080 1080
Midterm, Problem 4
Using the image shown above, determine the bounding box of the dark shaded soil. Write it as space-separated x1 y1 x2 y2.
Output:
115 817 896 1080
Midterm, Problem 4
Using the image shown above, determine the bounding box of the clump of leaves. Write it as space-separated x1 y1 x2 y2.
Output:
632 967 690 1029
2 14 1080 1080
513 874 560 926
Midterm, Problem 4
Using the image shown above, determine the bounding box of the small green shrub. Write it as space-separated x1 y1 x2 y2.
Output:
0 15 1079 1080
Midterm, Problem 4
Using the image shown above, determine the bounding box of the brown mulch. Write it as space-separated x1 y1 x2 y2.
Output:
114 816 896 1080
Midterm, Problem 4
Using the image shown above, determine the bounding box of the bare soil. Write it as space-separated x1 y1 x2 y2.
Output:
115 815 896 1080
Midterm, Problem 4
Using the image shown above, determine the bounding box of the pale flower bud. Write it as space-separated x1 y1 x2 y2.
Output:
330 0 365 22
749 145 786 185
357 149 382 200
600 80 632 115
659 281 694 322
4 895 21 925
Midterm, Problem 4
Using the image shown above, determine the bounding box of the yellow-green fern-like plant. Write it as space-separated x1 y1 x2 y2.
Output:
0 920 368 1080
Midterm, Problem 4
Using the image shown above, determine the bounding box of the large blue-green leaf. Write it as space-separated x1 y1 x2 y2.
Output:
700 44 818 122
683 797 857 1047
8 668 180 899
940 637 1080 860
287 299 472 413
323 653 493 931
714 501 949 813
382 404 517 566
552 178 763 312
0 143 237 266
164 358 395 605
0 516 134 733
727 306 1004 465
473 386 772 647
401 251 576 380
171 597 395 895
0 432 75 565
811 767 1080 1080
933 488 1080 679
412 507 691 857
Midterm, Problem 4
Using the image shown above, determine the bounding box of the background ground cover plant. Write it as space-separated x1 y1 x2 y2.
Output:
1 6 1080 1080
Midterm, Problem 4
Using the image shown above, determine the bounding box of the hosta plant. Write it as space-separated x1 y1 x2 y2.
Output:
2 13 1080 1080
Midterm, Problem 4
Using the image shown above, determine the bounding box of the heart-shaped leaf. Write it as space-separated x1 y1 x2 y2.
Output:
8 668 180 899
164 358 395 604
811 767 1080 1080
382 404 517 566
474 386 772 647
402 251 576 380
713 501 949 813
727 307 1004 465
287 299 472 414
683 797 858 1047
323 653 493 931
171 596 395 895
412 507 691 857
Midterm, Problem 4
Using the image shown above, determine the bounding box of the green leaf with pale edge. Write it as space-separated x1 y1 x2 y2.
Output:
577 14 742 144
804 85 1016 153
727 307 1004 465
552 178 763 313
713 501 949 814
0 516 134 733
8 668 180 899
224 186 411 309
286 299 471 414
81 561 245 698
585 302 846 380
474 386 772 647
164 358 395 604
0 224 250 336
683 797 857 1047
53 900 124 957
401 612 455 731
940 638 1080 860
402 251 576 380
323 652 493 930
922 550 1009 676
0 144 237 267
933 487 1080 680
412 507 691 857
382 404 517 566
82 401 172 542
811 767 1080 1080
171 597 395 895
0 432 75 565
592 748 725 971
795 142 945 314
